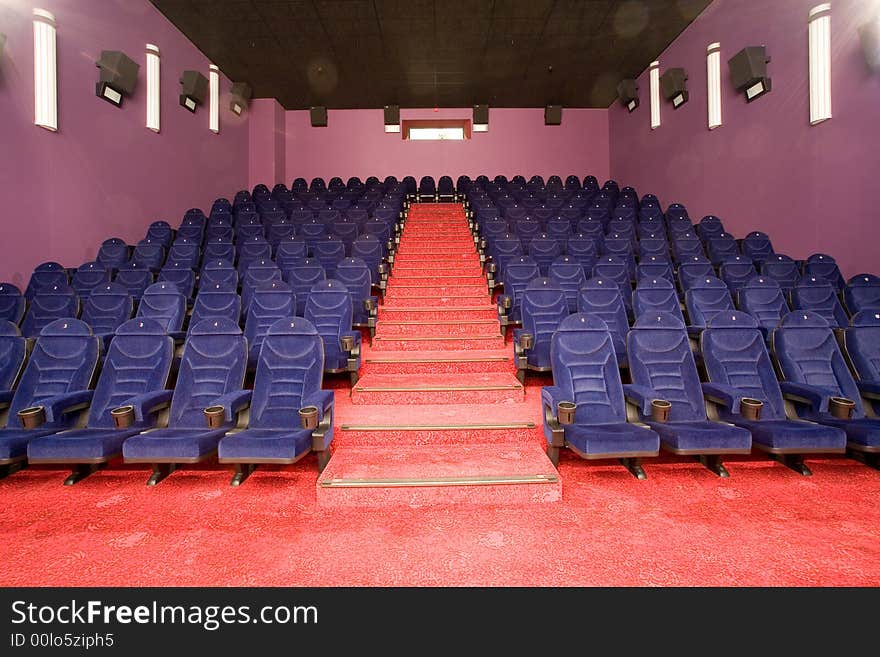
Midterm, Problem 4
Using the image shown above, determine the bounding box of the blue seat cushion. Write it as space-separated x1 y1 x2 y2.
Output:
646 420 752 452
729 418 846 451
122 428 227 460
28 428 144 461
218 429 311 461
0 429 59 460
564 423 660 456
814 417 880 448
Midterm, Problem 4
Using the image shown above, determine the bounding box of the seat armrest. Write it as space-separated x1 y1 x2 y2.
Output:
686 325 704 338
701 382 742 414
857 381 880 401
208 390 253 422
40 390 95 424
779 381 833 413
302 390 334 422
122 389 175 422
0 389 13 411
622 384 661 417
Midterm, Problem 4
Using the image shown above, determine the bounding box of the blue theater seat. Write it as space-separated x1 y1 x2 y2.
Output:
696 215 725 241
131 240 166 272
636 256 674 285
737 276 789 338
548 256 586 313
244 281 295 370
158 262 196 300
514 279 568 381
166 238 201 270
21 285 79 338
97 238 130 270
790 276 848 328
706 232 740 265
241 260 283 314
701 312 846 474
592 256 632 310
0 284 25 325
135 282 186 339
542 314 659 477
772 311 880 466
684 275 734 334
719 255 757 296
741 231 774 265
24 261 68 300
803 253 845 290
577 277 629 366
202 237 236 264
113 263 154 302
843 310 880 416
335 258 377 334
760 254 799 293
624 312 752 475
122 318 247 485
72 261 111 300
0 319 99 477
218 317 334 484
304 279 360 384
81 283 134 349
632 277 684 324
200 259 238 291
27 318 174 484
275 237 309 270
312 235 346 278
0 321 27 409
189 286 241 336
528 234 563 276
284 258 326 316
498 257 541 327
843 274 880 315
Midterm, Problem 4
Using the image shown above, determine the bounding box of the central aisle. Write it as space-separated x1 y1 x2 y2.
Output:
317 203 561 507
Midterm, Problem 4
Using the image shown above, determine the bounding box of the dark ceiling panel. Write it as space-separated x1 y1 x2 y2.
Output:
150 0 712 109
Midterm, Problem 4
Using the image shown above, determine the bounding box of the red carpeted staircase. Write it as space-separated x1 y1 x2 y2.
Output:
317 203 561 507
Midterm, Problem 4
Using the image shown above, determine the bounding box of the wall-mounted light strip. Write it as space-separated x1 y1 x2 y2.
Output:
209 64 220 133
649 61 661 129
809 3 832 125
707 42 722 129
33 8 57 131
146 44 161 132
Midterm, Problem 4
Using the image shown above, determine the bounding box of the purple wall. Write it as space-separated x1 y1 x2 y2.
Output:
283 107 610 184
610 0 880 278
248 97 286 190
0 0 248 285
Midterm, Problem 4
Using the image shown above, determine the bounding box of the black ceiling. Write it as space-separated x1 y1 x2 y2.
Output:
149 0 712 109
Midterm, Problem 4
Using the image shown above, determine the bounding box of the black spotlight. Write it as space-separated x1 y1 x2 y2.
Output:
544 105 562 125
229 82 252 116
472 104 489 131
95 50 139 107
728 46 772 102
859 17 880 72
179 70 208 113
660 68 689 108
617 79 639 112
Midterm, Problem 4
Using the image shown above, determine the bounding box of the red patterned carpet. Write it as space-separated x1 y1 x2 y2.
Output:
1 204 878 587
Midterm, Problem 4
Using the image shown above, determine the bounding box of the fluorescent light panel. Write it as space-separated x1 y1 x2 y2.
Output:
146 44 160 132
746 80 767 100
649 61 660 129
472 123 488 132
33 8 57 131
707 42 722 129
809 3 832 125
384 124 401 133
209 64 219 133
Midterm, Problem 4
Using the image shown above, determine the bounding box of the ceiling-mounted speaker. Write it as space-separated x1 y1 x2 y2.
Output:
95 50 139 106
384 104 400 132
858 18 880 72
617 79 639 112
229 82 252 115
660 68 689 108
310 106 328 127
728 46 772 102
544 105 562 125
473 104 489 132
179 70 208 112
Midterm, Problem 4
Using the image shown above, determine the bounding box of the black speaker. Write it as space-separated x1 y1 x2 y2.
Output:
728 46 771 90
473 104 489 126
179 70 208 112
544 105 562 125
859 20 880 72
384 104 400 125
310 106 328 127
617 79 639 112
660 68 688 107
96 51 139 95
230 82 252 115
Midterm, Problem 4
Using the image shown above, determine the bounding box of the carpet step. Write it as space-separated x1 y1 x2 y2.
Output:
381 294 490 308
376 319 501 337
316 444 561 508
350 372 524 405
378 306 498 321
392 253 475 265
390 274 486 286
384 284 487 297
371 334 506 350
363 349 513 373
392 263 483 274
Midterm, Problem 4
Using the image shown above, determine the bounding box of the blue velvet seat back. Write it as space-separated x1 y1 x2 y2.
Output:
241 261 283 311
772 311 865 418
131 242 165 271
627 312 705 422
521 280 568 366
362 220 390 244
236 223 265 241
135 282 186 333
82 283 133 336
672 238 706 262
146 221 173 246
676 256 714 292
502 258 541 317
250 318 324 430
551 314 626 425
528 235 562 276
113 264 154 300
637 257 674 284
742 231 774 264
701 312 785 419
696 215 725 241
330 221 358 249
190 289 241 334
25 262 69 300
267 221 297 247
97 240 130 269
87 318 173 429
7 319 99 427
803 253 844 290
200 259 238 290
312 237 345 276
760 254 799 292
244 282 295 366
738 276 789 330
633 277 683 323
707 233 740 265
237 237 273 272
203 239 236 264
21 286 79 338
487 236 522 273
639 238 669 259
158 264 196 299
576 277 629 357
72 262 110 299
0 321 26 391
548 257 586 312
304 280 354 368
790 277 848 328
844 310 880 384
168 319 246 428
684 276 734 328
167 241 200 270
0 283 25 325
335 258 373 326
719 256 757 294
844 274 880 315
284 259 326 316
